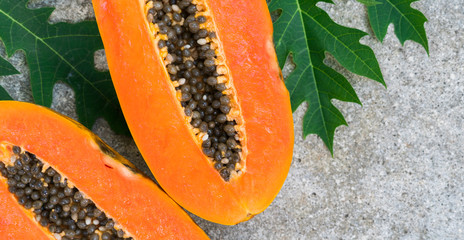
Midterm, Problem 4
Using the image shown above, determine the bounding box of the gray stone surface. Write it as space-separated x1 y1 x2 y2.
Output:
1 0 463 239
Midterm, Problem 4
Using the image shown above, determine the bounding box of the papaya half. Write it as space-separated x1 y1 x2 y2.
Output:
93 0 294 225
0 101 208 239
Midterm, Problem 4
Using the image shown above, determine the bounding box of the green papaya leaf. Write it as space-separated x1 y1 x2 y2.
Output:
269 0 384 153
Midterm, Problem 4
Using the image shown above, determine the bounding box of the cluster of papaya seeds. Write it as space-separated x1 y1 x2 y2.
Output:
0 101 209 240
94 0 294 225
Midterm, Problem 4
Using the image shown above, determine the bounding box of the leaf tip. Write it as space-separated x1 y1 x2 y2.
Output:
374 72 387 88
324 137 335 157
320 135 335 157
423 42 430 56
0 87 14 101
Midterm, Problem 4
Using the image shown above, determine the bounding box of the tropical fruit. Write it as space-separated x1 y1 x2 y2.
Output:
0 101 208 239
93 0 294 225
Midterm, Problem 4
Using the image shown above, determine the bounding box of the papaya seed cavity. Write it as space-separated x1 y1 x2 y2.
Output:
0 145 133 240
146 0 246 181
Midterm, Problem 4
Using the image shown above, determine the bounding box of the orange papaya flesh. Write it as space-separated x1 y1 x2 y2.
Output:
0 101 209 240
93 0 294 225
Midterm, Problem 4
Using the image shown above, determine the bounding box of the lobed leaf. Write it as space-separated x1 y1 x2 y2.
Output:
269 0 384 153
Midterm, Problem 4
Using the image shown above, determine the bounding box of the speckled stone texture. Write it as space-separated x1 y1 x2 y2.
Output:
1 0 463 239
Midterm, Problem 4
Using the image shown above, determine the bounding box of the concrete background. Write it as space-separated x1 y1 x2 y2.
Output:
1 0 463 239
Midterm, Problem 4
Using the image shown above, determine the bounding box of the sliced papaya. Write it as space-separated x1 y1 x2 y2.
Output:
0 101 208 239
93 0 294 225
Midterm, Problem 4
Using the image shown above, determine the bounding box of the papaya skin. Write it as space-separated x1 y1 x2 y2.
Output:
0 101 209 240
93 0 294 225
